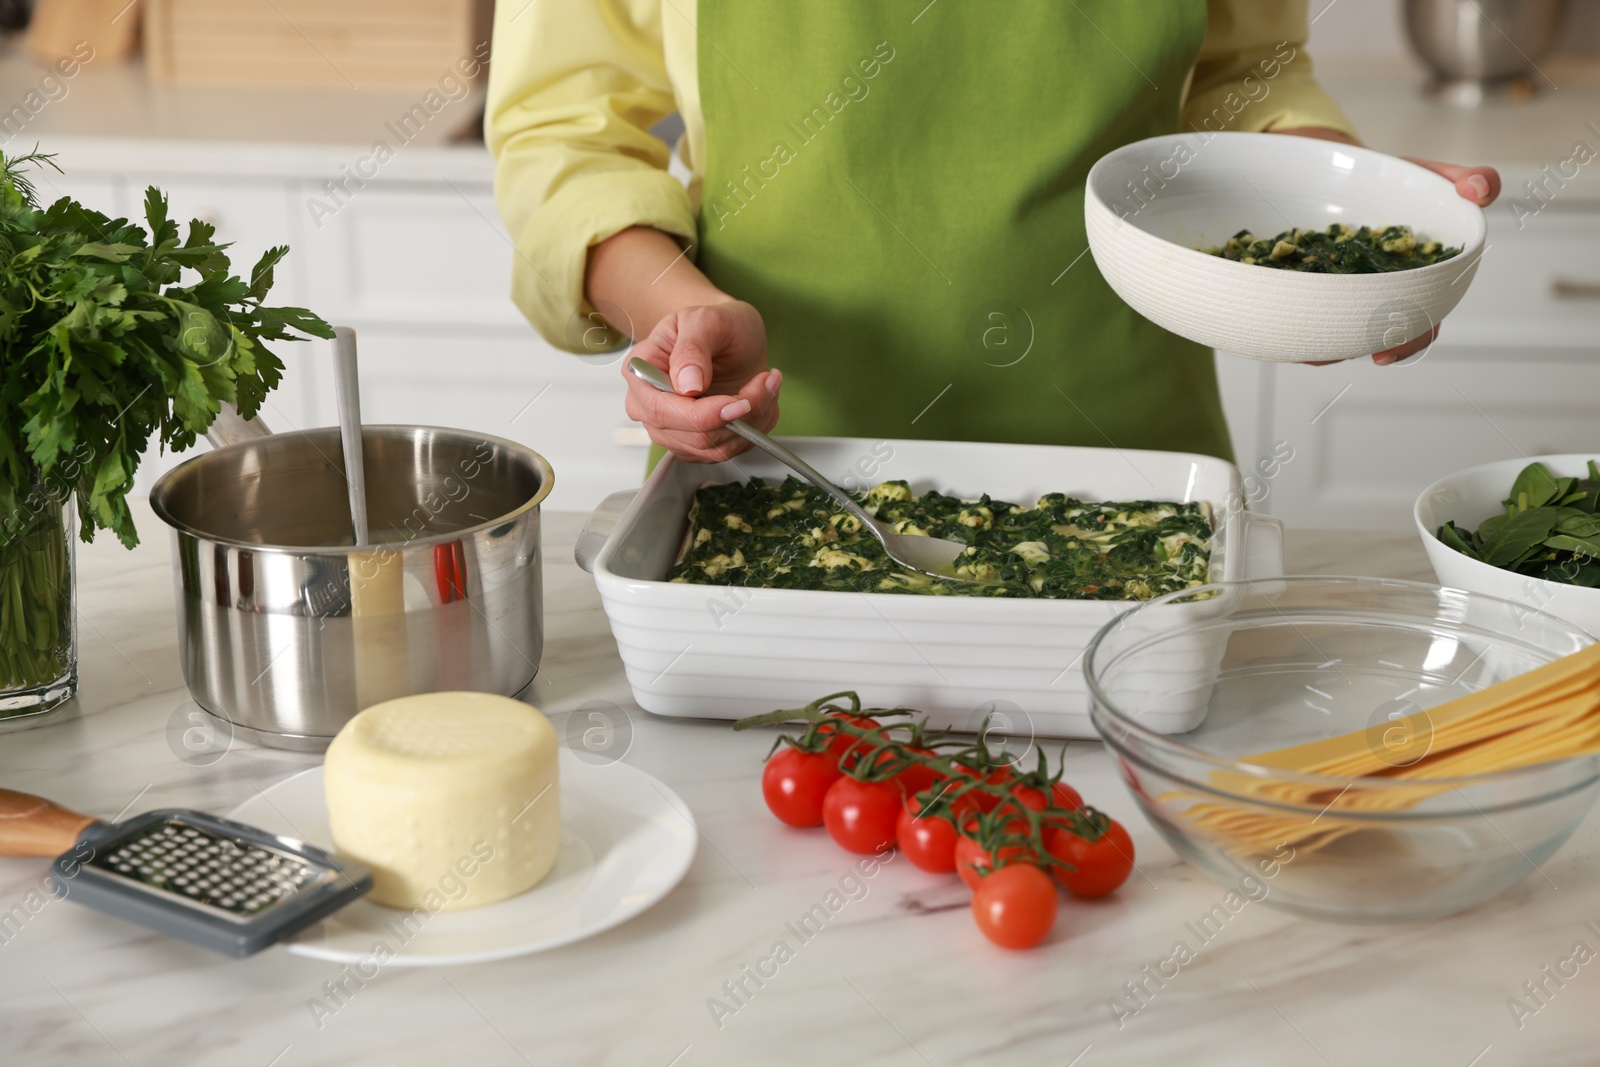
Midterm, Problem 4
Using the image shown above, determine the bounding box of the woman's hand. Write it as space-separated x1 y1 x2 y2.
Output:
586 226 782 462
623 300 781 463
1273 126 1500 366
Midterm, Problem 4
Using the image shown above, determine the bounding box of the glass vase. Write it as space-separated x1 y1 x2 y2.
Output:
0 491 77 721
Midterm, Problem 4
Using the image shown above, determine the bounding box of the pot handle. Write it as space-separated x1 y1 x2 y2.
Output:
575 490 640 574
206 402 273 448
1240 511 1286 583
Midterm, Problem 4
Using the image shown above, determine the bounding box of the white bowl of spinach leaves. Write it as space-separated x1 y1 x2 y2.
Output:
1416 455 1600 638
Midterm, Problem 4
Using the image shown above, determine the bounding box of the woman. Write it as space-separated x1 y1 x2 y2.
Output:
487 1 1499 465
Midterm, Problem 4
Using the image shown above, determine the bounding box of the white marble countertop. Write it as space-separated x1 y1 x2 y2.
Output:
1 502 1596 1067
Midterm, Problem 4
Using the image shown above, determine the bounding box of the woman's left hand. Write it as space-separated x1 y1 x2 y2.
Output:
1273 126 1500 366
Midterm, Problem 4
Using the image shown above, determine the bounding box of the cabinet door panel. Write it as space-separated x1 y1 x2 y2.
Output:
1261 355 1600 530
1436 206 1600 351
297 181 525 328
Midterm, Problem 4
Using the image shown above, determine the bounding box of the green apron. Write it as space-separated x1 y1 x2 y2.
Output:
694 0 1232 460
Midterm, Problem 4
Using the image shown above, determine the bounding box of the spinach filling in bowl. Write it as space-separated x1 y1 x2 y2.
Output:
667 477 1212 599
1199 223 1459 274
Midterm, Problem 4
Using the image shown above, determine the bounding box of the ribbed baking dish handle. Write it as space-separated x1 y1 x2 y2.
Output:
575 490 640 573
1240 511 1286 582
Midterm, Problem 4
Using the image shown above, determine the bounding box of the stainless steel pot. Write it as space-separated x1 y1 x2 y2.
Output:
150 424 553 751
1404 0 1564 105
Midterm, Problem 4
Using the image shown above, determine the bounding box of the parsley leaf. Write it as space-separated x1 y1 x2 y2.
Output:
0 150 332 550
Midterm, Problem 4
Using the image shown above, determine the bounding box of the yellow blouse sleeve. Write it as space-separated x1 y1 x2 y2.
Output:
1184 0 1358 140
485 0 696 350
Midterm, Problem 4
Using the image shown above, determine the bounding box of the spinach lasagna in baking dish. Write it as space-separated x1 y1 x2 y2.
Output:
666 477 1212 599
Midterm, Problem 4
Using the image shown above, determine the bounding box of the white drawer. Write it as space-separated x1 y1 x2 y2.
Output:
296 181 525 328
135 176 307 305
1440 204 1600 351
28 171 122 218
1258 353 1600 530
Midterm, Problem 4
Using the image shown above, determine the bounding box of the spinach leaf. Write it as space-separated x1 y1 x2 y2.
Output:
1480 507 1562 569
1442 460 1600 590
1556 514 1600 539
1435 520 1480 561
1507 462 1561 509
1545 534 1600 557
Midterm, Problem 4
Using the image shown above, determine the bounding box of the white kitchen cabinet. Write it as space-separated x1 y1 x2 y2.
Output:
289 179 647 511
1222 196 1600 531
137 175 307 303
1434 203 1600 352
77 156 650 513
1233 353 1600 530
29 170 120 219
296 182 525 329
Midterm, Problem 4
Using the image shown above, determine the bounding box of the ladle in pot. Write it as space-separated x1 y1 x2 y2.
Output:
207 327 371 546
331 327 370 546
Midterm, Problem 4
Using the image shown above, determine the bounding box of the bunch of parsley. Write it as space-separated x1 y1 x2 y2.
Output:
0 151 330 692
0 150 332 548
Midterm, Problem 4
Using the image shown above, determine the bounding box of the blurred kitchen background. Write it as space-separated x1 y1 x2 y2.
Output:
1 0 1596 528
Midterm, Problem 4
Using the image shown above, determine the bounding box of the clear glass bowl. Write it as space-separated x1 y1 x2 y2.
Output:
1084 576 1600 922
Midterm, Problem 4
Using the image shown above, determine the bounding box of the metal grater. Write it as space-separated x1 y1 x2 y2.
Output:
51 808 371 957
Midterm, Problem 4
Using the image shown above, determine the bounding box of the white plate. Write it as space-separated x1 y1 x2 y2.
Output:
227 751 697 966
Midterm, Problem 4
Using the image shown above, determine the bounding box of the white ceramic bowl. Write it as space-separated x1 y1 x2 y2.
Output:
1085 132 1487 362
1415 453 1600 638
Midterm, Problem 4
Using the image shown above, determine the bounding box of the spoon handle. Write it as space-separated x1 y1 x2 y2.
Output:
626 358 875 525
333 327 370 546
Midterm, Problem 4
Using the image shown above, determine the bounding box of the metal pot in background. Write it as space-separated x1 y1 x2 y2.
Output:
150 424 552 751
1404 0 1565 106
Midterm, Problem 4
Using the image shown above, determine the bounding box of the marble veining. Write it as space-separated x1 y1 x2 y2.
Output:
0 502 1595 1066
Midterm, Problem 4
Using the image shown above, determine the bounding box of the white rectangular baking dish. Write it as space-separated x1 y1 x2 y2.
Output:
576 437 1283 738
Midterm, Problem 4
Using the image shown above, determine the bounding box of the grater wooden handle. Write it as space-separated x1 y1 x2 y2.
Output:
0 789 100 857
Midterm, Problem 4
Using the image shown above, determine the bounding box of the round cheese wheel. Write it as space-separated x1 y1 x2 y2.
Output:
324 692 560 911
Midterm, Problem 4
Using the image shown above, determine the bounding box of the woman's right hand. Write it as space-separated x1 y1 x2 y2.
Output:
622 299 781 463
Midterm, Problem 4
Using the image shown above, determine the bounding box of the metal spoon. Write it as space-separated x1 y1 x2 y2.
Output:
332 327 370 546
627 357 988 584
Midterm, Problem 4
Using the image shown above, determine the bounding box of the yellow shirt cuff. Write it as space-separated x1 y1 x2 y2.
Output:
503 165 697 351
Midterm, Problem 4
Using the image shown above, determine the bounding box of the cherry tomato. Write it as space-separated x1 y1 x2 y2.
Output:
1013 781 1084 813
819 713 881 769
761 747 843 827
1052 782 1085 811
953 821 1033 890
971 864 1058 949
954 835 992 890
822 777 902 854
950 763 1014 814
894 746 943 799
896 799 958 873
1046 818 1136 898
